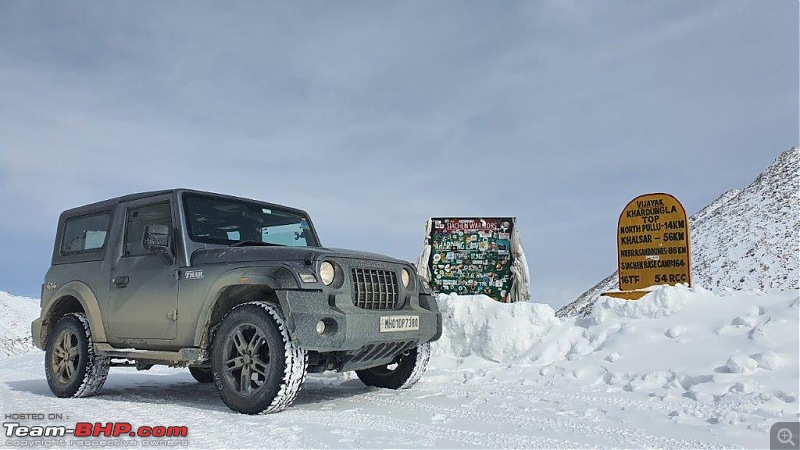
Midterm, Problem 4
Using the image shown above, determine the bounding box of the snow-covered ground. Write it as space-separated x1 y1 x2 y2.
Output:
1 286 797 448
0 291 39 358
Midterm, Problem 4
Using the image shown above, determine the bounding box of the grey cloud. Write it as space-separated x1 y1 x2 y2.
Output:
0 0 796 305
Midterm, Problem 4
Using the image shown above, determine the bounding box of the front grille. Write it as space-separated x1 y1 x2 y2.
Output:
351 268 400 310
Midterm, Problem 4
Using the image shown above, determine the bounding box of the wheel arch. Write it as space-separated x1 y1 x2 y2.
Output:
39 281 107 348
194 268 296 353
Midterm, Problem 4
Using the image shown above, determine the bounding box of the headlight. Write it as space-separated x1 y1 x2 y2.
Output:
319 261 335 286
401 268 412 288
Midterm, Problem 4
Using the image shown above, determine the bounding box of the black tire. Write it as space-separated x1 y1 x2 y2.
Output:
211 302 307 414
189 366 213 383
356 342 431 390
45 313 110 398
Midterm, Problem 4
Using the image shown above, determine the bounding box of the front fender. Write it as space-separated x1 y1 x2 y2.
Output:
192 264 303 347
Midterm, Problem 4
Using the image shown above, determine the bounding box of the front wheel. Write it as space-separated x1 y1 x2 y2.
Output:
211 302 308 414
356 342 431 389
44 313 110 398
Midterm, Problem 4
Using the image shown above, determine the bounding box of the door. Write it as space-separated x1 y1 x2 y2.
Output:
108 197 179 340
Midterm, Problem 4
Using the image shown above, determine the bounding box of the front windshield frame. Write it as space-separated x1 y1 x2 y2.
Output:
182 193 321 248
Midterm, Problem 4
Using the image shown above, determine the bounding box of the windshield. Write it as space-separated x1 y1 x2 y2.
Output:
183 194 319 247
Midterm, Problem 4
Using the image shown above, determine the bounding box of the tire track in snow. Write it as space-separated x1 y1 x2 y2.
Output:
277 408 589 449
444 383 728 420
346 390 730 449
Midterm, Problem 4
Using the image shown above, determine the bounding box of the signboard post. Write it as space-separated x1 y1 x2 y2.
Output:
419 217 528 303
608 193 691 300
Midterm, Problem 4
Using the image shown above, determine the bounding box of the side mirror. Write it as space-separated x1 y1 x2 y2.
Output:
144 224 171 254
143 224 174 265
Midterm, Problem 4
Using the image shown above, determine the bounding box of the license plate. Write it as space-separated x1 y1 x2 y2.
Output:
379 315 420 333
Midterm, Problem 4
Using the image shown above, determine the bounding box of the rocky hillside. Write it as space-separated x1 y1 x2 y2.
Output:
558 147 800 317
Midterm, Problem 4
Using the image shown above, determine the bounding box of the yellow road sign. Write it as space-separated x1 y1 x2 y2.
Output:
617 193 691 290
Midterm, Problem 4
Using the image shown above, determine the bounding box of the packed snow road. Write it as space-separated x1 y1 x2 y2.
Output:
0 352 744 448
1 286 797 448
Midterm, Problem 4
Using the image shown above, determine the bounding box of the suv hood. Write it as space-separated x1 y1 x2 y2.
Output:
190 245 408 267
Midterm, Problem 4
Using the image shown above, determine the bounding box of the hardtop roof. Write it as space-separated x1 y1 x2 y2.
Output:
60 189 308 217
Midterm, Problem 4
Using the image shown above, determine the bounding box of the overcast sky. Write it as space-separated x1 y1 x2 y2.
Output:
0 1 797 307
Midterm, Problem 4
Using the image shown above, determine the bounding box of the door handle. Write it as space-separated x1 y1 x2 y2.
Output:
113 275 130 288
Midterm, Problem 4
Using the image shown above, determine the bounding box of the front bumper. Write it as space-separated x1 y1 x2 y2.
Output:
276 289 441 354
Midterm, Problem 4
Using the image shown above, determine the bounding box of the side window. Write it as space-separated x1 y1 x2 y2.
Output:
124 202 172 257
61 213 111 254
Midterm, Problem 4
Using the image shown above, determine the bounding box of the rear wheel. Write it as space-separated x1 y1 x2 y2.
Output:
211 302 308 414
356 342 431 389
45 313 110 398
189 366 213 383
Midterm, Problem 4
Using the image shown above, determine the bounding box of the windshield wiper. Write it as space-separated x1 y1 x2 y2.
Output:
229 241 284 248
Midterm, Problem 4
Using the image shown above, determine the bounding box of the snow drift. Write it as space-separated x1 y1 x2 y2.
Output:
433 287 799 423
433 294 560 363
0 291 39 358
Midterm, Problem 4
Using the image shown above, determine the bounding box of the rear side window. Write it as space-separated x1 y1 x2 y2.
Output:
61 212 110 255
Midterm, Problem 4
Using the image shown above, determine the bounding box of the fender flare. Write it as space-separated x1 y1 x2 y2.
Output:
192 265 300 348
41 281 107 344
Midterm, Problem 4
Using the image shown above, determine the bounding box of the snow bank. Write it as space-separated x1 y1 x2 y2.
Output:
433 294 559 362
432 285 800 422
0 291 40 359
588 283 695 321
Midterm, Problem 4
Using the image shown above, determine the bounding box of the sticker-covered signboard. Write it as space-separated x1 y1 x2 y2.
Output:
617 193 691 290
427 217 516 302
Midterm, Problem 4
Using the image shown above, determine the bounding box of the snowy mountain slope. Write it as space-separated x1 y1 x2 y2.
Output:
558 147 800 318
0 291 39 358
0 287 796 448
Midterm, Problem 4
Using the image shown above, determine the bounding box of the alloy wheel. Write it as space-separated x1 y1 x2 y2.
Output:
221 323 271 395
51 329 80 384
